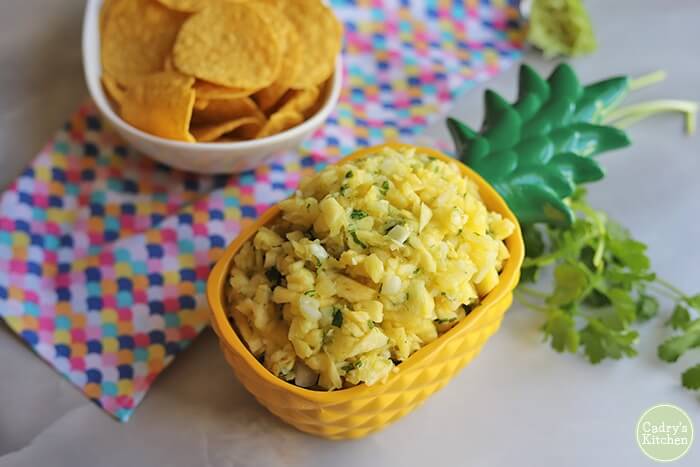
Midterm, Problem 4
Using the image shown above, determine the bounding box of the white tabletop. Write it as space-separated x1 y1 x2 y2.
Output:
1 1 699 466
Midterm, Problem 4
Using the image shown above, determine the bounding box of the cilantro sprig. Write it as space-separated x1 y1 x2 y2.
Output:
517 188 700 391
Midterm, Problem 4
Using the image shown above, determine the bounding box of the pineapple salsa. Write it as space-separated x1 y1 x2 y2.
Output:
226 146 514 390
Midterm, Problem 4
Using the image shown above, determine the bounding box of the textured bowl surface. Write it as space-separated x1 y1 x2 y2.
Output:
81 0 342 174
207 144 524 439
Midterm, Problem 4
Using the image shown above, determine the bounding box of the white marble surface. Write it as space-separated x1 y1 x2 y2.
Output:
1 0 699 466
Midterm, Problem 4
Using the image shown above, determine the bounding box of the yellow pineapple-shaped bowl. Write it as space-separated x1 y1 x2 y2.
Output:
207 144 524 439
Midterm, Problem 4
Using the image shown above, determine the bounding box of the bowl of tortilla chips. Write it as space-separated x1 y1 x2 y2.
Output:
82 0 343 174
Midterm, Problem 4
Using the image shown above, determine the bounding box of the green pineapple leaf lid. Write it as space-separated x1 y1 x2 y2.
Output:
448 63 631 227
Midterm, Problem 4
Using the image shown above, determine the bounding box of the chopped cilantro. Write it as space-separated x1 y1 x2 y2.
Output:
434 318 457 324
332 308 343 327
342 360 363 372
345 170 354 179
380 180 390 196
303 290 317 297
350 230 367 248
350 209 368 220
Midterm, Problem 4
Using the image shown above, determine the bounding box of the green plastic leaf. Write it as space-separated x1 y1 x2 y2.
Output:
518 64 550 103
496 183 573 227
468 150 518 181
550 124 630 157
528 0 597 58
514 135 554 167
521 97 576 138
446 118 491 163
449 64 630 227
547 64 583 102
514 93 543 122
481 104 522 153
575 77 630 123
681 364 700 390
549 152 605 184
484 90 513 128
445 117 477 155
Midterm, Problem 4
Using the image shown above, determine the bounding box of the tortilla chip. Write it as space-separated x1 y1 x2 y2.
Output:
277 87 320 117
154 0 209 13
191 97 264 125
253 82 289 114
193 80 259 100
256 110 304 139
120 71 196 142
191 116 263 142
173 2 281 88
101 73 127 108
280 0 342 89
101 0 185 86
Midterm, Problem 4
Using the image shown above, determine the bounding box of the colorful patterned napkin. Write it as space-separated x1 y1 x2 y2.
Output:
0 0 523 421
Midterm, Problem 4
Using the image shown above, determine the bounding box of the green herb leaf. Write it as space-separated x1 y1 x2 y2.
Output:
547 262 589 306
658 329 700 362
606 288 637 329
636 294 659 323
685 294 700 310
380 180 390 196
303 290 317 297
681 364 700 390
580 319 638 363
542 309 580 353
520 266 540 284
667 305 691 330
342 360 362 372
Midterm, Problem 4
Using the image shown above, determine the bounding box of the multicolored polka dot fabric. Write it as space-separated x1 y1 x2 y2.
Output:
0 0 523 421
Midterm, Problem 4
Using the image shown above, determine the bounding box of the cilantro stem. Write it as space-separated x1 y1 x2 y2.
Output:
523 252 563 268
654 277 689 300
646 283 681 302
518 285 550 300
515 291 550 313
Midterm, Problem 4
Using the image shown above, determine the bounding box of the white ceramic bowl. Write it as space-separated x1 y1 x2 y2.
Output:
81 0 342 174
